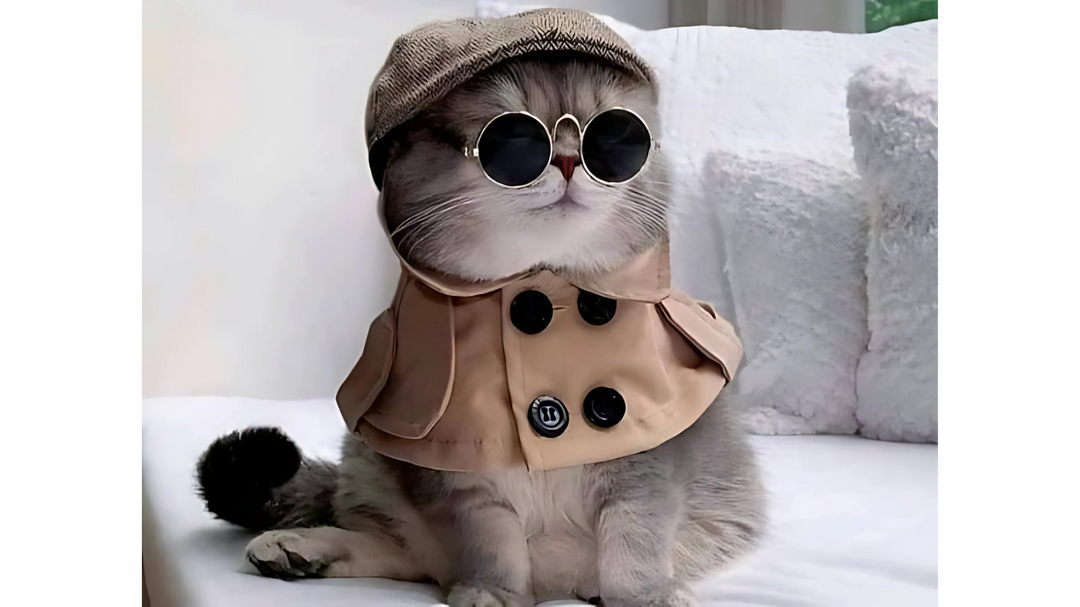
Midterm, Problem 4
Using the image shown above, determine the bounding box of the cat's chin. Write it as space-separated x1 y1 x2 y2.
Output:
406 192 657 282
428 232 640 283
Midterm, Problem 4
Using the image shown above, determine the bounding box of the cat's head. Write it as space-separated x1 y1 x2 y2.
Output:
377 52 668 282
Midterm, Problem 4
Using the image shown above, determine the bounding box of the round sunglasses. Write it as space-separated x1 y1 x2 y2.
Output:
464 108 656 188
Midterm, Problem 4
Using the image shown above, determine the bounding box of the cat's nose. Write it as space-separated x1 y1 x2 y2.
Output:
552 155 579 181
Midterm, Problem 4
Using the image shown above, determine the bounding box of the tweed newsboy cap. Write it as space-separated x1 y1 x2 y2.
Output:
365 8 655 188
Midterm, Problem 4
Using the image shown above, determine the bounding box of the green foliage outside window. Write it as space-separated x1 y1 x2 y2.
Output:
866 0 937 33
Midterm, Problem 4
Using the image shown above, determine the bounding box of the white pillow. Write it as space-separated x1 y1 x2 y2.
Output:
848 64 939 443
620 18 935 436
701 152 867 435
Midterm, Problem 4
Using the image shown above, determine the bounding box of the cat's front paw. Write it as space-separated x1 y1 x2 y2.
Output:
245 530 338 580
446 585 532 607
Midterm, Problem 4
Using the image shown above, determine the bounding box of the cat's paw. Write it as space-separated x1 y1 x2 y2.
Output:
446 585 530 607
245 530 338 580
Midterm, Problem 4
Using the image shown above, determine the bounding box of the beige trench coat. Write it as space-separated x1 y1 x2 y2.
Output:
336 235 744 472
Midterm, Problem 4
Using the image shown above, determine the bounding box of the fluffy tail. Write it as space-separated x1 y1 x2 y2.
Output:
196 427 338 531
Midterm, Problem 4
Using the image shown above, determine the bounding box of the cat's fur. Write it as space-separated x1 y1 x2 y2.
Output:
197 53 766 607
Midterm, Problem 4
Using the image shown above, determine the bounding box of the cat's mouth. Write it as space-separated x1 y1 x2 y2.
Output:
526 194 587 216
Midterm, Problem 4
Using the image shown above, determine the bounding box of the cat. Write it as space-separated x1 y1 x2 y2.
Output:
197 52 766 607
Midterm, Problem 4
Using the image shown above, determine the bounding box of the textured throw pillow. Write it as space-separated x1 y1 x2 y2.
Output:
623 19 934 437
848 65 939 443
701 153 867 435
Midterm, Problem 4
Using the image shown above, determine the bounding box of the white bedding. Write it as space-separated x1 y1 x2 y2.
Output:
143 397 937 606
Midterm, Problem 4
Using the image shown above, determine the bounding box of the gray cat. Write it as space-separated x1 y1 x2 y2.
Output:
197 53 765 607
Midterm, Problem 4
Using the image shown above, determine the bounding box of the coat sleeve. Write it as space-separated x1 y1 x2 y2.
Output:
658 289 744 382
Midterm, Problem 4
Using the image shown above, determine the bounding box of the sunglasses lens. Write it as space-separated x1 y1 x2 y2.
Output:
582 109 651 184
477 113 551 187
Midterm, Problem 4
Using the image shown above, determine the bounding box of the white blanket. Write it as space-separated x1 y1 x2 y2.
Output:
143 397 937 606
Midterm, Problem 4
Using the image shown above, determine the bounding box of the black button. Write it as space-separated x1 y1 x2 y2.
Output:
583 387 625 429
528 396 569 438
577 291 617 326
510 290 553 335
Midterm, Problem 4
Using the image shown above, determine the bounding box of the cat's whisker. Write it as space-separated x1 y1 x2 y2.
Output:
396 200 482 255
390 196 472 238
620 195 670 226
394 199 481 242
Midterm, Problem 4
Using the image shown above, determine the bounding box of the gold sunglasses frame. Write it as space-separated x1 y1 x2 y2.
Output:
464 107 658 189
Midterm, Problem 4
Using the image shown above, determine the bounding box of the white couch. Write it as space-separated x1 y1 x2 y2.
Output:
143 398 936 606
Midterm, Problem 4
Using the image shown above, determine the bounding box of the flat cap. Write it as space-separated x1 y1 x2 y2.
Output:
365 8 654 187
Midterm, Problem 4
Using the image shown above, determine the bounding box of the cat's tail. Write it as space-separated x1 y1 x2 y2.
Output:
196 427 338 531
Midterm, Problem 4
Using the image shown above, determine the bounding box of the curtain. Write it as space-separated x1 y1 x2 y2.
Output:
669 0 865 33
670 0 781 28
